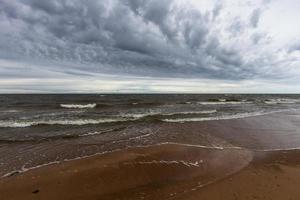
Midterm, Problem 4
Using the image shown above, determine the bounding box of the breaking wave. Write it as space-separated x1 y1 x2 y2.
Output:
0 118 132 128
162 109 295 123
0 110 217 128
264 99 299 105
2 109 295 128
121 110 217 118
197 101 248 105
60 103 97 109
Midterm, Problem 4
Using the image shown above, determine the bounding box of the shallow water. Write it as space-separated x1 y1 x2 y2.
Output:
0 94 300 177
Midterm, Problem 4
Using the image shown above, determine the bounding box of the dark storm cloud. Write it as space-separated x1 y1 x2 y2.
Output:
0 0 288 81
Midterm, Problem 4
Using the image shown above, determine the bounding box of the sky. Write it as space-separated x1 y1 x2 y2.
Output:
0 0 300 93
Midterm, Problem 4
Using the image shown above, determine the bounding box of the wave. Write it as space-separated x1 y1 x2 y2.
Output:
0 109 19 113
121 110 217 119
0 110 216 128
123 102 163 106
264 99 299 105
79 127 126 137
0 118 132 128
163 110 217 116
197 101 248 105
161 109 295 123
1 108 297 128
60 103 96 109
120 111 159 118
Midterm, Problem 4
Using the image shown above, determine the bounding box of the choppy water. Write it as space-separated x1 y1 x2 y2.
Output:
1 94 300 177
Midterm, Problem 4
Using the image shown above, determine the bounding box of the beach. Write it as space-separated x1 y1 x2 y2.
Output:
2 106 300 200
182 150 300 200
0 144 252 200
0 0 299 198
1 142 300 200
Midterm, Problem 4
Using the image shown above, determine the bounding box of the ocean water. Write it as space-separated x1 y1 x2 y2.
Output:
1 94 300 177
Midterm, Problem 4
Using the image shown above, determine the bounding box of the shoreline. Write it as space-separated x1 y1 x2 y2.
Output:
4 140 300 180
1 109 299 178
2 110 300 199
0 142 243 179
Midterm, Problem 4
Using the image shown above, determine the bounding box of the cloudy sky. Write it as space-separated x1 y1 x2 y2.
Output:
0 0 299 93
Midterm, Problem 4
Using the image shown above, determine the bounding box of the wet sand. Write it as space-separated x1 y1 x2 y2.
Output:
2 111 300 199
0 144 252 200
179 150 300 200
2 147 300 200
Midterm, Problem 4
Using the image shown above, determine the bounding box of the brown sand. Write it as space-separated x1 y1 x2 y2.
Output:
0 144 252 200
2 146 300 200
179 150 300 200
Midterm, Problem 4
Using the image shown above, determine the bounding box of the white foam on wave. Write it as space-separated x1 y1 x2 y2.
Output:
2 161 61 178
121 111 159 118
162 109 297 123
264 98 299 105
0 110 217 128
125 160 204 167
0 118 132 128
255 147 300 152
80 128 120 137
151 142 243 150
111 129 160 144
197 101 248 105
121 110 217 119
0 110 19 113
60 103 97 109
162 114 249 123
164 110 217 115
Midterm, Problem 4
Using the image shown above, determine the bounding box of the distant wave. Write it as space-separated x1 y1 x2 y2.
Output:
0 110 19 113
60 103 96 109
264 99 299 105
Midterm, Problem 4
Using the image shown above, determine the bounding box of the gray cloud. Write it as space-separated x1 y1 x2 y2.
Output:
0 0 298 86
212 2 223 20
289 43 300 52
250 9 261 28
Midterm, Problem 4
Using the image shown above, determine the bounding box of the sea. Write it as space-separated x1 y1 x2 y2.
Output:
1 94 300 177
